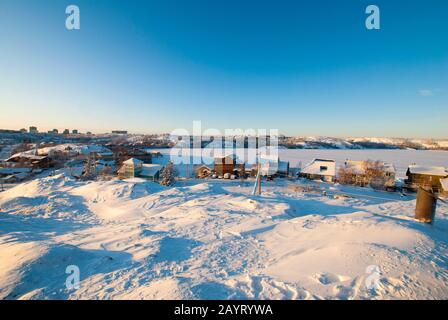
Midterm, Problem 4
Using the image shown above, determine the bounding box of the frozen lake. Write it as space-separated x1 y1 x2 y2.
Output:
151 148 448 179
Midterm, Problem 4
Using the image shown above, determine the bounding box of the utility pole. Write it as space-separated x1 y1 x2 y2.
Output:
252 155 262 196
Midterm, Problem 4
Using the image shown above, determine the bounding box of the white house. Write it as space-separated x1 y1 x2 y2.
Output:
300 158 336 182
118 158 163 181
259 155 290 177
118 158 143 179
405 165 448 193
140 164 163 181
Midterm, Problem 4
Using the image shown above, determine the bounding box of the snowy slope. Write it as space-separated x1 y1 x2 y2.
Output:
0 174 447 300
285 136 448 150
8 144 112 159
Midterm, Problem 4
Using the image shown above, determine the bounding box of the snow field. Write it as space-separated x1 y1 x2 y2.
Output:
0 173 447 299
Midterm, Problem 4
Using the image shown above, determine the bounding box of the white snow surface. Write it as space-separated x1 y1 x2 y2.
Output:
407 165 448 177
9 144 112 159
1 173 447 300
301 159 336 177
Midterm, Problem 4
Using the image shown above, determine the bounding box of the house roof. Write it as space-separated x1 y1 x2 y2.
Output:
96 151 114 157
6 154 47 162
214 154 245 165
0 167 32 175
8 144 112 159
407 165 448 177
301 159 336 177
260 154 279 162
197 165 212 170
123 158 143 166
140 164 163 177
441 178 448 192
214 154 236 164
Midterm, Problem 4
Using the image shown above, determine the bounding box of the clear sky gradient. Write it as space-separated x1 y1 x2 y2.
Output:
0 0 447 137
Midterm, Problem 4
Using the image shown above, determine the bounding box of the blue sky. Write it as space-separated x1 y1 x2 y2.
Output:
0 0 447 137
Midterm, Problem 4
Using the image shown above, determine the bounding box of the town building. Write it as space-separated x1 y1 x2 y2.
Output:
214 155 245 177
196 165 212 179
259 155 290 177
405 165 448 193
5 154 51 169
140 164 163 181
214 155 237 176
117 158 163 181
300 159 336 183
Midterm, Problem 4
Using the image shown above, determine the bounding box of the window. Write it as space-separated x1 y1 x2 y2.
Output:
320 166 328 172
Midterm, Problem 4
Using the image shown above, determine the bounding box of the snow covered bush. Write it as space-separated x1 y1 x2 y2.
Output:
337 166 357 185
338 160 393 189
366 160 392 189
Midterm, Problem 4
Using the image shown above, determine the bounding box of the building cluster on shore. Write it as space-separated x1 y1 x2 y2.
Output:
193 155 447 195
0 141 447 196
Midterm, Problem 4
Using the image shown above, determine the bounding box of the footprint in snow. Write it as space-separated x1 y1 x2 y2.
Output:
315 272 351 285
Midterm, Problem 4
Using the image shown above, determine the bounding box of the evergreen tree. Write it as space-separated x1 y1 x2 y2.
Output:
160 161 177 186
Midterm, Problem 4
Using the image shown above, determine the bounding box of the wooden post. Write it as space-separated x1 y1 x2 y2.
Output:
257 162 261 195
415 187 437 224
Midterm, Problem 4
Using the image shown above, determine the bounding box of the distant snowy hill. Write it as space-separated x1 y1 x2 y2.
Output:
280 136 448 150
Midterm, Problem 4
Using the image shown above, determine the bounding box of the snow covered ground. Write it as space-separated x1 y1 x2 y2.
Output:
1 172 447 300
